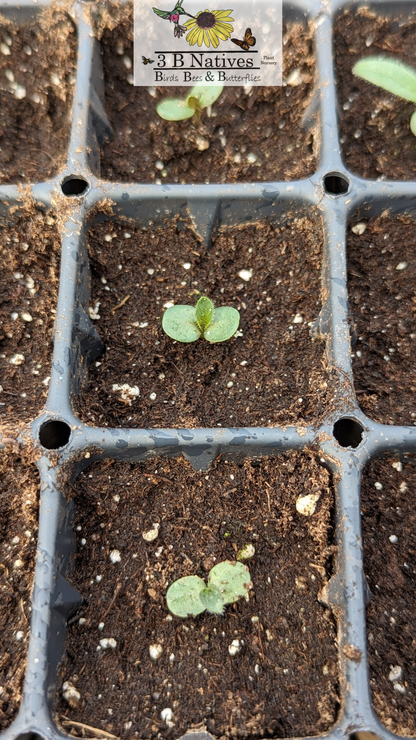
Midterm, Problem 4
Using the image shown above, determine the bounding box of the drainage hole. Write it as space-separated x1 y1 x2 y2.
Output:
333 418 364 449
323 172 349 195
39 420 71 450
61 176 89 197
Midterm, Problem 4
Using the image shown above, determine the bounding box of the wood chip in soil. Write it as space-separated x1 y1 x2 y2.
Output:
348 215 416 426
361 455 416 735
76 215 338 429
0 9 76 183
99 8 317 183
0 205 61 426
334 8 416 180
0 447 39 730
55 452 339 739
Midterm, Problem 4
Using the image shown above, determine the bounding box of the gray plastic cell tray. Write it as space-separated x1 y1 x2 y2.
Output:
0 0 415 739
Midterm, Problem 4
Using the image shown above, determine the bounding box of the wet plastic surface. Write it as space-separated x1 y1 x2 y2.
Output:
1 0 416 739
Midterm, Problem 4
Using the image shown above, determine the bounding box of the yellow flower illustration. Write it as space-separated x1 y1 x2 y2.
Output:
184 9 234 48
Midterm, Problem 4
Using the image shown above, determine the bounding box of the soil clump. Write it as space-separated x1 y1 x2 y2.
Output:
361 455 416 735
99 10 317 183
76 215 337 429
56 452 339 738
348 216 416 426
0 447 39 730
0 205 61 426
0 9 76 183
334 9 416 180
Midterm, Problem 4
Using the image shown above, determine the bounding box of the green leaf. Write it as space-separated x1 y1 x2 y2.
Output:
208 561 251 605
166 575 206 617
156 97 195 121
410 110 416 137
190 84 224 109
203 306 240 343
353 57 416 103
195 296 214 332
200 585 224 614
162 305 201 342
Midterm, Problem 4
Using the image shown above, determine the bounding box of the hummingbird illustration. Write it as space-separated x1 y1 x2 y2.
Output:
153 0 195 37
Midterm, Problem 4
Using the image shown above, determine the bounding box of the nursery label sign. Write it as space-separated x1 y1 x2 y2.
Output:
133 0 282 86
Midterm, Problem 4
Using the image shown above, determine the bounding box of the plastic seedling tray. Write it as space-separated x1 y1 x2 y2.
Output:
0 0 416 738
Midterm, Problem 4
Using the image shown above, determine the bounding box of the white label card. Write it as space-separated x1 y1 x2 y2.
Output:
134 0 282 86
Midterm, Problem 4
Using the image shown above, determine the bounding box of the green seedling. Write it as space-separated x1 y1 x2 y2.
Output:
156 84 223 123
166 560 252 618
162 295 240 343
353 56 416 137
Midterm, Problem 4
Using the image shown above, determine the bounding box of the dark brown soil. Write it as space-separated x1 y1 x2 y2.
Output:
334 8 416 180
361 455 416 735
0 205 61 426
0 447 39 730
0 9 76 183
55 452 339 739
347 216 416 426
76 215 337 429
99 10 317 183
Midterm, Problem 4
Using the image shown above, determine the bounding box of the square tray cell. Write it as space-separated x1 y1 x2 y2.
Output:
76 214 336 428
98 8 318 183
334 7 416 181
0 449 38 730
0 206 61 425
361 455 416 735
0 9 76 183
347 215 416 426
55 452 338 739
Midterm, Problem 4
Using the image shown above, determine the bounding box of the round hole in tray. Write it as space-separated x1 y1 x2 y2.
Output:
61 175 89 197
39 419 71 449
350 733 381 740
323 172 349 196
333 417 364 449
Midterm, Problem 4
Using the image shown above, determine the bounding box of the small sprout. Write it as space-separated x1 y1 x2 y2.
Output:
156 84 223 123
353 56 416 137
166 560 251 618
162 295 240 344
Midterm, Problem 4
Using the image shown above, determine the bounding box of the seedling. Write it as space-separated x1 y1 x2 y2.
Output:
353 56 416 137
162 295 240 343
166 560 252 618
156 84 223 123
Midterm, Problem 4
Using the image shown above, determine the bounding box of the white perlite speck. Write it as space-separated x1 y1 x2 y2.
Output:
246 153 258 164
15 631 24 641
351 222 367 235
20 312 32 322
112 383 140 405
395 262 408 271
109 549 121 564
9 354 25 366
228 639 241 656
389 535 398 544
238 269 253 282
389 665 403 682
374 482 383 490
62 681 81 706
100 637 117 649
12 84 26 99
161 708 173 722
142 522 160 542
392 461 403 472
296 492 320 516
293 313 303 324
149 643 163 661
